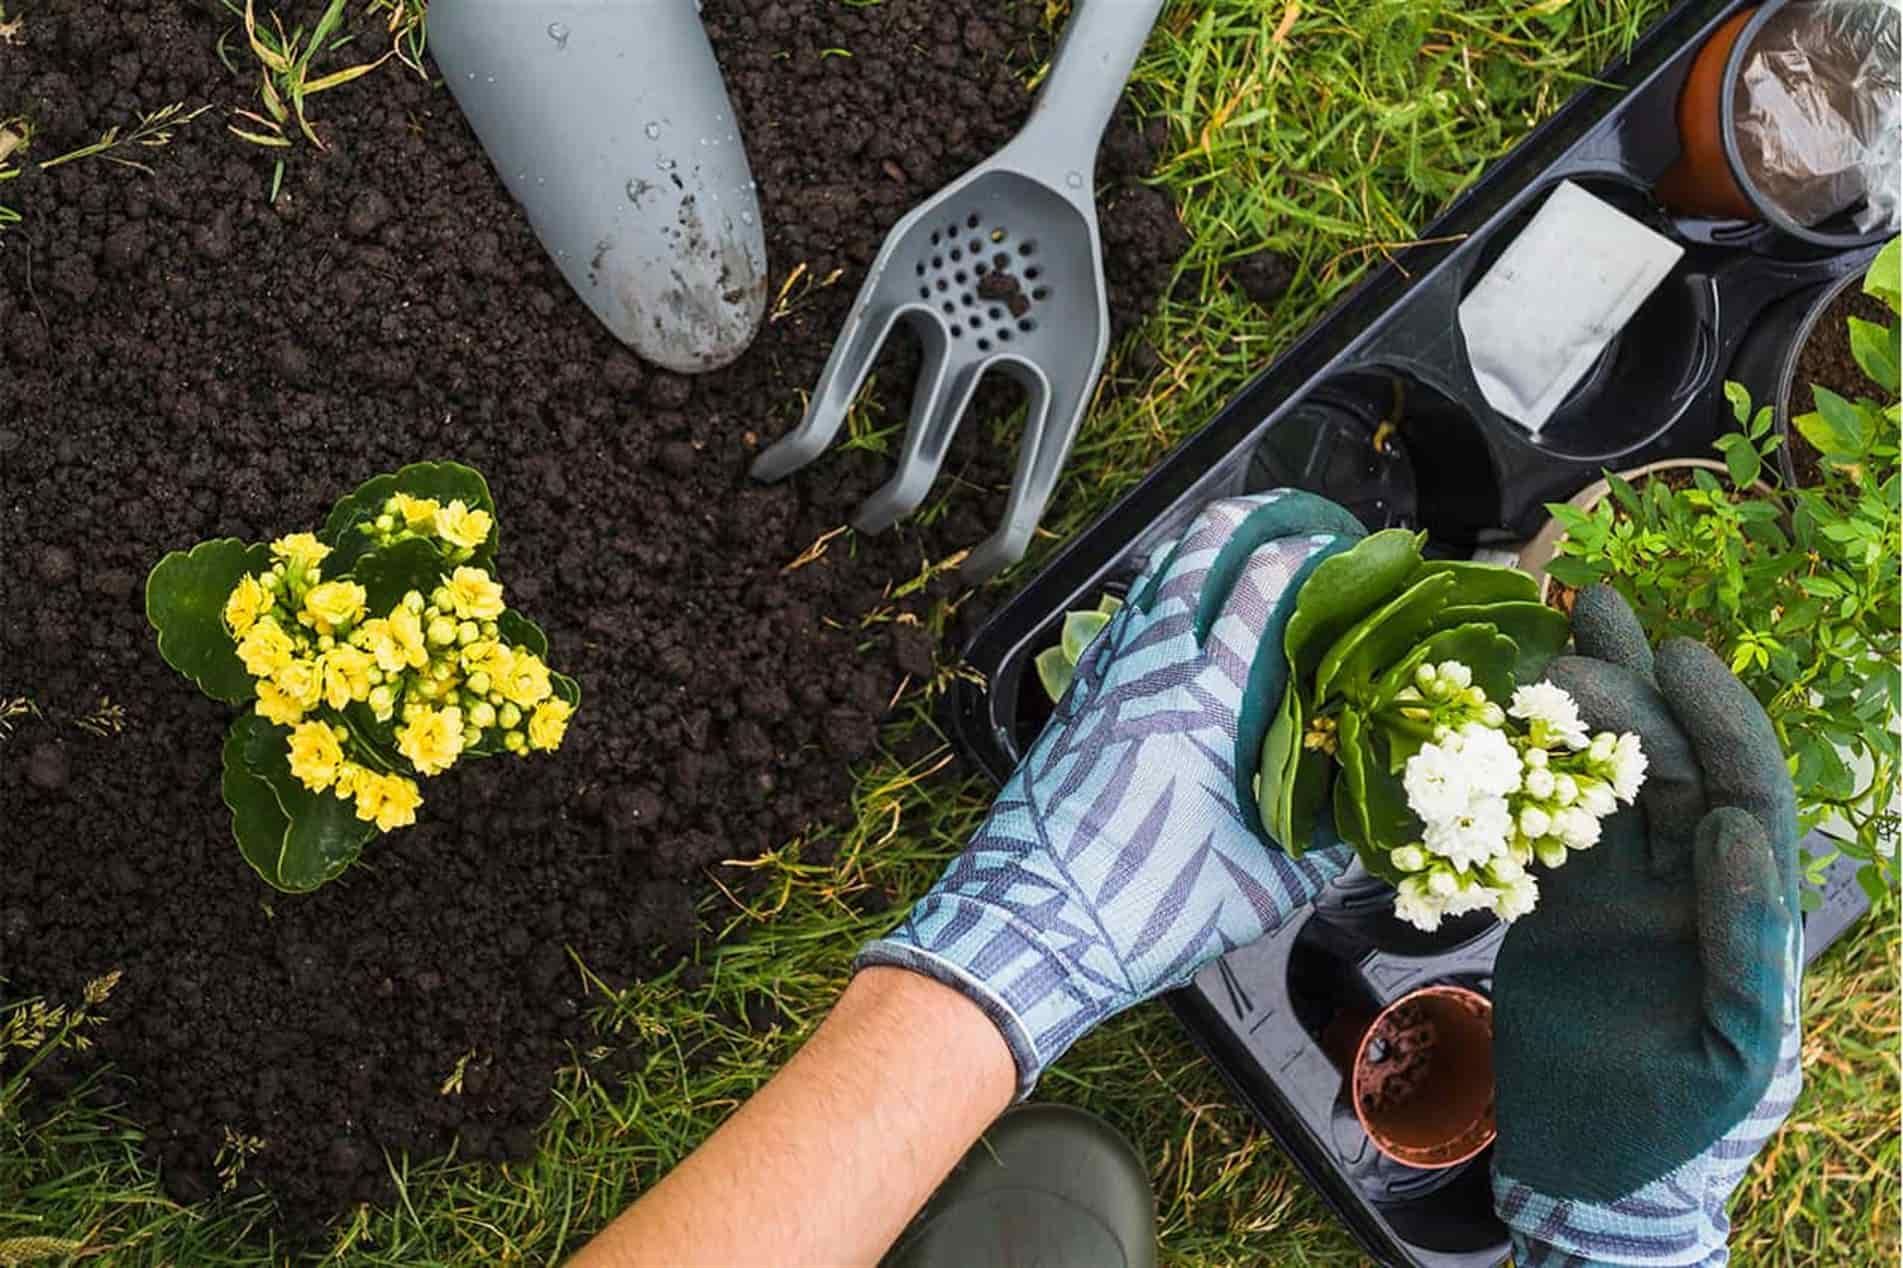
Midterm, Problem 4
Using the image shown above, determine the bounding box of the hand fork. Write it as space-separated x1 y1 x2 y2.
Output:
749 0 1169 580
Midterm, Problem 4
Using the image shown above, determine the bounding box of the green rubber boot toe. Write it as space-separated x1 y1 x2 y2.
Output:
885 1104 1157 1268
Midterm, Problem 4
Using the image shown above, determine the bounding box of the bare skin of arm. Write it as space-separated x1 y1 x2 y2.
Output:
567 967 1016 1268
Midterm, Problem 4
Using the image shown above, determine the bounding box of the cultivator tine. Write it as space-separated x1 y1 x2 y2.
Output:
854 340 991 535
750 284 901 484
962 359 1099 581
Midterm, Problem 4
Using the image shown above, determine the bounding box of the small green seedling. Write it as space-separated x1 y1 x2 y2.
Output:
1034 594 1124 703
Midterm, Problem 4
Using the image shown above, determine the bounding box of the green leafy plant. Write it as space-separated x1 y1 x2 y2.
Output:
1033 594 1123 702
1257 530 1584 927
1548 239 1901 899
146 461 580 893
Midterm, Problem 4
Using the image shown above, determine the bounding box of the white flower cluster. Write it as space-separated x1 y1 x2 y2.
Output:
1388 664 1647 932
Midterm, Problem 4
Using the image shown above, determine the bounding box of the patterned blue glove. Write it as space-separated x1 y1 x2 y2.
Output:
858 491 1367 1096
1491 588 1804 1267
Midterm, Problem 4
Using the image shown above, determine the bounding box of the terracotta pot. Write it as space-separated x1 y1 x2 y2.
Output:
1341 985 1497 1170
1517 458 1762 604
1656 8 1759 221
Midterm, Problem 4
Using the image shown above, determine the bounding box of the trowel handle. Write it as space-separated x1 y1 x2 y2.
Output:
1011 0 1168 188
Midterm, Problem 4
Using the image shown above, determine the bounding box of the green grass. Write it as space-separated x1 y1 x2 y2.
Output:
4 2 1898 1264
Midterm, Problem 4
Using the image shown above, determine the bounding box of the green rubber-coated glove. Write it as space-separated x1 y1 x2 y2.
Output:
1492 586 1801 1267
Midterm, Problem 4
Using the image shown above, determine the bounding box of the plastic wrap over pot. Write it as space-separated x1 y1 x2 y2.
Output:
1732 0 1902 232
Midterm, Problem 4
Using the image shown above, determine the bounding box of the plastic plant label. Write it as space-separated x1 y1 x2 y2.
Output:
1458 180 1684 433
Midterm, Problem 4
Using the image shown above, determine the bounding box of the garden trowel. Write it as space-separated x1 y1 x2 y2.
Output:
432 0 768 373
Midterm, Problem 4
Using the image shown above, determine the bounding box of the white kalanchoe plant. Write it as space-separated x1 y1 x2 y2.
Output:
1385 665 1646 931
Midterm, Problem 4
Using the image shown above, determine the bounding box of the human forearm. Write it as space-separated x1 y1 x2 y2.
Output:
569 967 1015 1268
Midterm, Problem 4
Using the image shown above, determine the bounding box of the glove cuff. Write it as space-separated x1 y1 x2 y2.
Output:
1492 1170 1727 1268
855 892 1102 1100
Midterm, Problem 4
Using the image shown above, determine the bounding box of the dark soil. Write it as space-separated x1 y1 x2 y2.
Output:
1787 282 1893 487
0 0 1185 1236
1229 248 1297 309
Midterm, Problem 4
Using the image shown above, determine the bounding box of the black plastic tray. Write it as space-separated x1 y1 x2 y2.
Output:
944 2 1878 1263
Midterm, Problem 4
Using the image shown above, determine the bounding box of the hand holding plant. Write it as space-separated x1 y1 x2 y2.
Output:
147 462 580 892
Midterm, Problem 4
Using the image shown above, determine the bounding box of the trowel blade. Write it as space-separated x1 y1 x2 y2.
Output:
432 0 768 373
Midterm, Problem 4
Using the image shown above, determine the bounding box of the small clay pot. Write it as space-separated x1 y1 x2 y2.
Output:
1656 8 1759 221
1347 985 1496 1170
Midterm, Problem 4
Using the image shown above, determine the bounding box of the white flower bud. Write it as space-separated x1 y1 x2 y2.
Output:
1525 768 1555 799
1488 852 1526 883
1553 773 1579 806
1523 747 1549 769
1391 845 1428 874
1518 807 1552 840
1416 663 1438 689
1428 869 1459 897
1463 685 1487 707
1481 703 1505 728
1440 661 1473 689
1581 782 1617 818
1589 732 1616 762
1536 839 1570 869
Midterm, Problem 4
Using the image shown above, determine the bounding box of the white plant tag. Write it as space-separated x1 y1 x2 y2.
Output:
1458 180 1685 433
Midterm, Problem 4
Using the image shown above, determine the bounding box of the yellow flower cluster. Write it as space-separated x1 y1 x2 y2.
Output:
367 493 494 557
285 721 422 831
223 538 574 838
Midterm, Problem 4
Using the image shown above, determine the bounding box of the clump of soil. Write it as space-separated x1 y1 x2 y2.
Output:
1230 248 1297 309
1786 281 1893 487
0 0 1185 1235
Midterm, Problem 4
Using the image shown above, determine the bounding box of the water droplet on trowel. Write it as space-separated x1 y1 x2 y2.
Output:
741 211 755 225
546 21 570 48
657 157 677 172
644 122 662 140
1065 170 1083 189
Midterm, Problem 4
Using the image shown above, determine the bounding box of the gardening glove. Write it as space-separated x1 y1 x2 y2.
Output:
1492 586 1802 1267
858 490 1369 1097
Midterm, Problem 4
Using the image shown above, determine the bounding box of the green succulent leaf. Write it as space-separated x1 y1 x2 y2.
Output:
1372 623 1518 711
1435 601 1569 684
1283 529 1424 678
1257 685 1331 856
1332 709 1414 876
497 608 550 658
1411 558 1540 606
321 460 498 572
1035 646 1075 704
223 714 373 893
354 537 451 616
146 538 273 704
1313 571 1455 705
1060 609 1113 664
1096 594 1125 617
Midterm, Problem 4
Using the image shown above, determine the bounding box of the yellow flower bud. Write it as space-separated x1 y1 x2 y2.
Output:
403 589 426 614
287 720 345 792
224 574 268 637
427 616 459 646
467 700 497 730
466 670 493 696
527 698 573 752
368 684 396 722
504 730 528 754
498 702 522 730
457 621 480 646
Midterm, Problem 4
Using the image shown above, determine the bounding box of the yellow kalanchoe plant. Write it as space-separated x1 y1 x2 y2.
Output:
146 461 580 892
